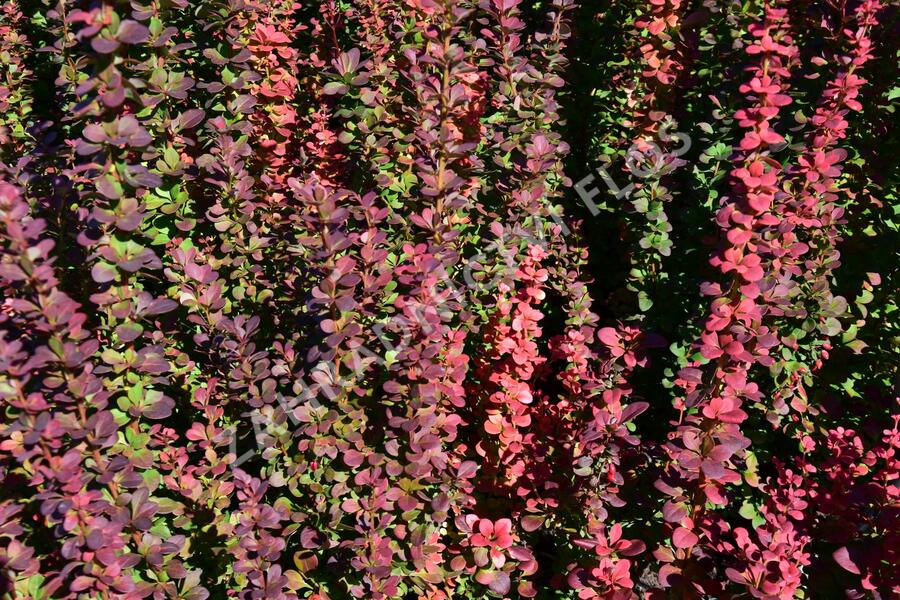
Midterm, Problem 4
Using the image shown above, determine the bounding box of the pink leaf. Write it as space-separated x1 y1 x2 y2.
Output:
672 527 698 549
833 547 861 575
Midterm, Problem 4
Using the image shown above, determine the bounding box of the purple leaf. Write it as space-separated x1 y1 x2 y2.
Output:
620 401 649 423
178 109 206 129
91 262 117 283
117 21 150 44
91 37 120 54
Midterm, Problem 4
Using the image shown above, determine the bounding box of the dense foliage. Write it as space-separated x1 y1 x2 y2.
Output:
0 0 898 598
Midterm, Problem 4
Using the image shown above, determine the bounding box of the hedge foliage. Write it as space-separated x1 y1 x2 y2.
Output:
0 0 898 598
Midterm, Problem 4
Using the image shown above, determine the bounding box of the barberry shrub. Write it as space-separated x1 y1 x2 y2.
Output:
0 0 897 598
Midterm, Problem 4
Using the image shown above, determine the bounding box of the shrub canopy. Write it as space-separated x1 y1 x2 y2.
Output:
0 0 898 598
